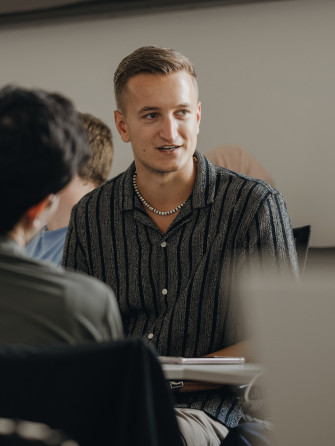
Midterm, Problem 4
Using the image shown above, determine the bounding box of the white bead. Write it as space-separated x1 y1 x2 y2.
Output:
133 172 189 216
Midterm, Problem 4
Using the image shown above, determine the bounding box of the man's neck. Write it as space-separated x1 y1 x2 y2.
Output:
135 157 197 213
134 156 198 234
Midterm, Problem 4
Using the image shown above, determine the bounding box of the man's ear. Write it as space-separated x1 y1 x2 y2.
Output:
114 110 130 143
25 195 58 227
25 197 50 224
196 101 201 135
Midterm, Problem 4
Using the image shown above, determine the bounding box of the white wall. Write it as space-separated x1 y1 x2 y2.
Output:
0 0 334 246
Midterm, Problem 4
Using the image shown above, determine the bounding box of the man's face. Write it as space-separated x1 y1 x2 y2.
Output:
114 70 201 176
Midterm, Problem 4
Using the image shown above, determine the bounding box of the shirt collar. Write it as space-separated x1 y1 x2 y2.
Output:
191 150 217 209
121 150 217 212
121 161 137 211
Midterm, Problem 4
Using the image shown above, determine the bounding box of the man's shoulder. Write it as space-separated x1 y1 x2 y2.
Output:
0 252 122 345
0 253 110 307
58 264 112 297
37 255 109 291
48 262 117 312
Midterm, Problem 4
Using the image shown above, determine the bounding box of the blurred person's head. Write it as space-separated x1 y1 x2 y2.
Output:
46 112 114 233
0 85 90 239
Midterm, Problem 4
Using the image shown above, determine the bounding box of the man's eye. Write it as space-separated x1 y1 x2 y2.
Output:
177 110 189 116
144 113 158 119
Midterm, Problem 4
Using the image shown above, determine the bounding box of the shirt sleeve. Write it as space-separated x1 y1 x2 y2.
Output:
243 191 299 277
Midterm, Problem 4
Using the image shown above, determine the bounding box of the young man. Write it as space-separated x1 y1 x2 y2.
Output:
0 86 123 346
26 112 114 266
63 46 297 445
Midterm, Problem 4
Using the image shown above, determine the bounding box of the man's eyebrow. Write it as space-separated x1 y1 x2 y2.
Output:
178 103 192 109
137 106 160 115
137 103 192 115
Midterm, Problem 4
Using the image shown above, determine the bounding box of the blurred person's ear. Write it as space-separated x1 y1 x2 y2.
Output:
25 194 59 238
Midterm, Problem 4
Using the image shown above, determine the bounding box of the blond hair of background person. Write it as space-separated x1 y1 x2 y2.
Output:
26 112 114 266
205 145 275 187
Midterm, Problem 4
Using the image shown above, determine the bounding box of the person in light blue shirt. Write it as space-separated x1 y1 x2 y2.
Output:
26 226 68 265
26 112 114 266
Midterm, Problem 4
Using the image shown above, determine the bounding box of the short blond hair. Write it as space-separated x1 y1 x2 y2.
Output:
114 45 198 112
78 112 114 186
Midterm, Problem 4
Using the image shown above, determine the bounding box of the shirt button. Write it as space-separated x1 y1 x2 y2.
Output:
161 241 167 248
162 288 168 295
148 333 154 339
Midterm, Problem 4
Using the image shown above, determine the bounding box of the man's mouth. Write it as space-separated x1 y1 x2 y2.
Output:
157 145 180 152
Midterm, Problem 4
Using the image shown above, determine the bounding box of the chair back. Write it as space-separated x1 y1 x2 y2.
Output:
0 338 183 446
293 225 311 274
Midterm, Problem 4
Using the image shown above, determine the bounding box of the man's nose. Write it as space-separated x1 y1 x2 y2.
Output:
159 116 178 142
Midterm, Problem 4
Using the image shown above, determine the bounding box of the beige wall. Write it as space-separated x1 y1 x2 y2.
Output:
0 0 334 246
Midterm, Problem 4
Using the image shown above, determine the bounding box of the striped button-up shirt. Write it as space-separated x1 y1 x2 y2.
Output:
63 151 297 426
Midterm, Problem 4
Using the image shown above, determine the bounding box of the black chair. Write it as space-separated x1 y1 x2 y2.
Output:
305 246 335 275
0 338 183 446
293 225 311 275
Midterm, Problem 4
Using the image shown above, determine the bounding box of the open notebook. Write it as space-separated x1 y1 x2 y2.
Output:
159 356 245 365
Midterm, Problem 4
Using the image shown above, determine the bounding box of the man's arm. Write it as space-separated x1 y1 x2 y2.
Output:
243 190 298 277
180 191 297 393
